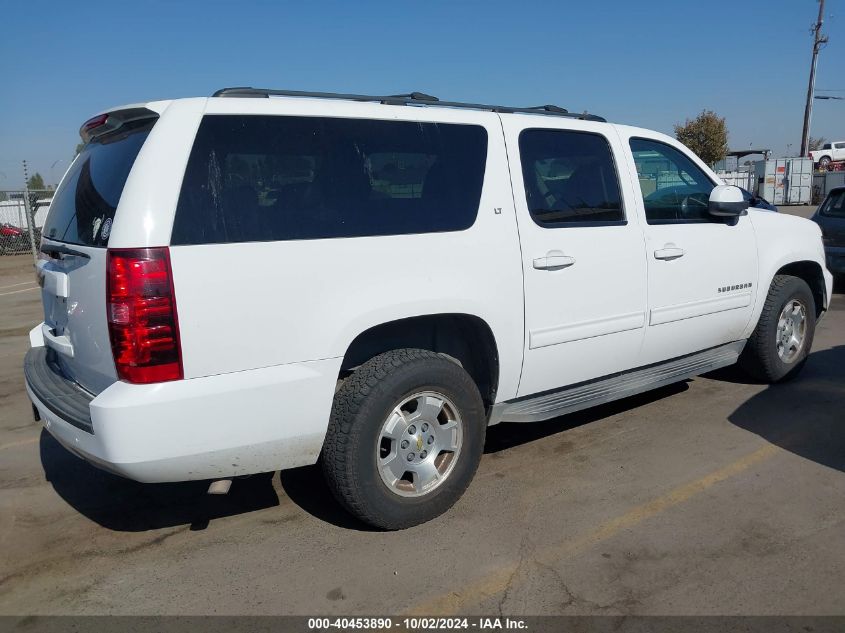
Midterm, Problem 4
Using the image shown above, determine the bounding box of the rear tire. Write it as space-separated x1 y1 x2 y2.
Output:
819 156 831 170
739 275 816 383
322 349 487 530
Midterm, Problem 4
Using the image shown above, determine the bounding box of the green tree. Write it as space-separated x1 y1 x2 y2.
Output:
27 172 46 190
75 142 86 156
808 136 826 151
674 110 729 167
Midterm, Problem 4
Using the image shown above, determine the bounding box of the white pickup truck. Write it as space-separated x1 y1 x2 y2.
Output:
810 141 845 169
25 88 833 529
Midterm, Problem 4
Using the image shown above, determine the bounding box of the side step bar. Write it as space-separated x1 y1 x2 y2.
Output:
489 341 746 425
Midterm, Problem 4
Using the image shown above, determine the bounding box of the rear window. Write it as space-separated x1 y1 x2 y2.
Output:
820 190 845 218
43 118 155 246
171 115 488 244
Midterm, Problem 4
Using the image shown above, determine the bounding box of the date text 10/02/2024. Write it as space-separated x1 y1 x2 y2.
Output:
307 617 529 630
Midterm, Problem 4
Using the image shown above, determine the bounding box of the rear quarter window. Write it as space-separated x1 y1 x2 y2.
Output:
43 118 155 246
171 115 488 244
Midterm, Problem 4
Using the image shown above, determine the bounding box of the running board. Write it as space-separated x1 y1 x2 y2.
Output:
489 341 746 425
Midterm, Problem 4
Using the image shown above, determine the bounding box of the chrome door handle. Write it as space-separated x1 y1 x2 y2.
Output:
533 251 576 270
654 246 685 261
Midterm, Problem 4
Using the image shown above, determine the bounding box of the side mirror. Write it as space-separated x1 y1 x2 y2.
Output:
709 185 749 217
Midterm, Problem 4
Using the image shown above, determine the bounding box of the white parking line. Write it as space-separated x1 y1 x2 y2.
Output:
0 281 35 291
0 286 38 297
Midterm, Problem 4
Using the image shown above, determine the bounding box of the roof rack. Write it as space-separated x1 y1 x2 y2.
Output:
211 87 606 122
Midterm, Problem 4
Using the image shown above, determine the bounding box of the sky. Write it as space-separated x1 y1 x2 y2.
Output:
0 0 843 189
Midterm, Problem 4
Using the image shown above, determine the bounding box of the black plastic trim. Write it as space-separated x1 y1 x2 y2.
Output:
531 219 629 229
40 243 91 259
211 87 605 121
708 200 749 216
24 347 94 434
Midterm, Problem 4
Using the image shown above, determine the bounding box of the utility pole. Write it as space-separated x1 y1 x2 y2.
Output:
21 160 38 264
800 0 828 157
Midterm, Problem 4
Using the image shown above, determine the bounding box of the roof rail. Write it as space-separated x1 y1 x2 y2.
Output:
211 87 605 122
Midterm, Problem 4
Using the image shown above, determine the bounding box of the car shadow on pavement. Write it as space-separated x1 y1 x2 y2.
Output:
39 430 280 531
718 345 845 473
279 465 381 531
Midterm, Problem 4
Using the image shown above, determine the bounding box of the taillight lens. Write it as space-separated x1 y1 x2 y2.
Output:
83 113 108 131
106 247 183 384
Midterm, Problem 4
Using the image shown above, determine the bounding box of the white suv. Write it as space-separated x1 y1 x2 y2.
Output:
26 88 833 529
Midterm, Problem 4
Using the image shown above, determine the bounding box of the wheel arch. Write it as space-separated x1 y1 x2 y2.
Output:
340 313 501 408
773 260 827 317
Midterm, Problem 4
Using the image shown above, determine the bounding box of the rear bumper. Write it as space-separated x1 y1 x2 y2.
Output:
25 335 341 482
24 348 94 434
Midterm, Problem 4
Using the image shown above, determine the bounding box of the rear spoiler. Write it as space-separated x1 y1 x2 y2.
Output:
79 107 158 144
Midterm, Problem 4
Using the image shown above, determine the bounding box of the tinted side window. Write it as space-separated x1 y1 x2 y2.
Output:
43 118 155 246
629 138 715 223
518 129 624 226
820 190 845 218
171 116 488 244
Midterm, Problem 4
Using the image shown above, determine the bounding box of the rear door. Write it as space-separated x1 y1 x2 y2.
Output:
501 118 648 397
39 114 157 395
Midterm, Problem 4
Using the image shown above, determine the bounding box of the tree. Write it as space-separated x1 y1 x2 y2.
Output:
75 142 85 156
674 110 729 167
808 136 827 151
26 172 46 190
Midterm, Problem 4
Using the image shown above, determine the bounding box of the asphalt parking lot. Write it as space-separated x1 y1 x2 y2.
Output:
0 206 843 616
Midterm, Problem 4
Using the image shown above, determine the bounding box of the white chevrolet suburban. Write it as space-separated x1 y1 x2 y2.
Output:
26 88 833 529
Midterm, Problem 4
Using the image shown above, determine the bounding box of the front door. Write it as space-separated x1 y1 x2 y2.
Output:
619 134 759 366
502 120 648 397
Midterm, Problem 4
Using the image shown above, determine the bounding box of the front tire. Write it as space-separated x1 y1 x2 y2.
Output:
739 275 816 383
322 349 486 530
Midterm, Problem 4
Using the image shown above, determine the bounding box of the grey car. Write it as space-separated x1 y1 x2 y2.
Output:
812 186 845 277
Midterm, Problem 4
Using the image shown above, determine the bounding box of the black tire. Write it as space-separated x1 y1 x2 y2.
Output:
819 156 831 170
322 348 486 530
739 275 816 383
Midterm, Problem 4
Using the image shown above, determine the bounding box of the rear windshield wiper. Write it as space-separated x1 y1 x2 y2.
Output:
40 244 91 260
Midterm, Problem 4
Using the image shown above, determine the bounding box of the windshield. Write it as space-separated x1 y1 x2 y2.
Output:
43 118 155 246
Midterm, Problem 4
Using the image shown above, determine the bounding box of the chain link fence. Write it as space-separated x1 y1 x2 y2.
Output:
0 189 52 261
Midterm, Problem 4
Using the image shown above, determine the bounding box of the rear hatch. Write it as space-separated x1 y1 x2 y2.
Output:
38 110 158 395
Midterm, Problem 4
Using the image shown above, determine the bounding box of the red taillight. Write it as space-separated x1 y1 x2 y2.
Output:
106 247 183 384
83 114 109 131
